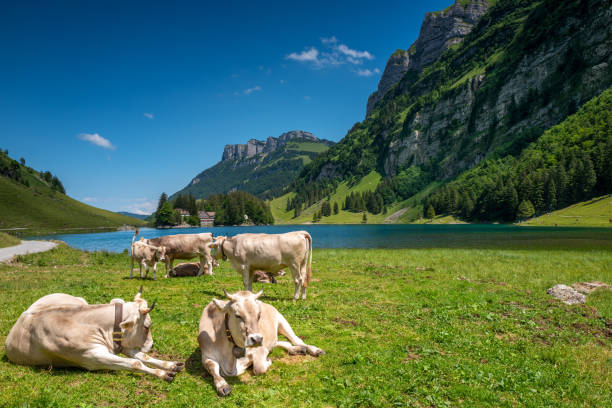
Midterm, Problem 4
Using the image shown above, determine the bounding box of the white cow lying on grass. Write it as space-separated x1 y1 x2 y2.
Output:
211 231 313 299
198 289 324 396
5 287 184 381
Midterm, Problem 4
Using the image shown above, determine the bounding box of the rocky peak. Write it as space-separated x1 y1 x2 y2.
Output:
222 130 318 162
366 0 491 116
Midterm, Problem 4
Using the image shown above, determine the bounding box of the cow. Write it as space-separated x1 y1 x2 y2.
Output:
145 233 214 278
130 234 166 280
198 289 324 396
170 259 220 277
211 231 312 299
5 287 184 382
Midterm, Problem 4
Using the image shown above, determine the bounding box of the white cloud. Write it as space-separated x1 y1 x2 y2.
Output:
321 36 338 44
79 133 115 150
83 197 97 203
243 85 262 95
286 47 319 62
144 112 154 119
124 200 156 215
356 68 381 77
337 44 374 61
285 37 375 70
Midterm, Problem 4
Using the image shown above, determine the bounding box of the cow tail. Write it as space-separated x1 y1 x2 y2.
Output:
305 232 312 286
131 228 139 255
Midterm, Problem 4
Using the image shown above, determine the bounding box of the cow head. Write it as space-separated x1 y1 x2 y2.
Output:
210 236 228 261
118 287 157 352
212 289 264 348
154 245 167 263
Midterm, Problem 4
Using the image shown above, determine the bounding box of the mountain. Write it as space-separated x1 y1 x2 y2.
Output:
284 0 612 223
366 0 492 116
0 150 145 233
172 130 334 200
116 211 150 220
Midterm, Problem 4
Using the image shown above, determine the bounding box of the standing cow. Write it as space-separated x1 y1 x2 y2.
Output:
5 288 184 381
145 233 214 278
211 231 313 300
198 289 324 396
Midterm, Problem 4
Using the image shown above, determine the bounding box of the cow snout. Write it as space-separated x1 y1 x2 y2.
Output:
245 333 263 347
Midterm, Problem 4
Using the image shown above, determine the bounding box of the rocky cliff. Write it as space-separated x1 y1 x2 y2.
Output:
296 0 612 187
366 0 491 116
222 130 318 161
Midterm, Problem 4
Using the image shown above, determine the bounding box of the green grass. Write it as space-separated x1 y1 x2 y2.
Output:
0 176 145 235
285 142 330 154
413 214 468 224
1 243 611 407
522 195 612 227
0 232 20 248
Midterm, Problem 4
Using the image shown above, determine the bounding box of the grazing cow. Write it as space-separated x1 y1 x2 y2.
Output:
198 289 324 396
145 233 214 278
5 288 184 381
211 231 312 299
130 236 166 280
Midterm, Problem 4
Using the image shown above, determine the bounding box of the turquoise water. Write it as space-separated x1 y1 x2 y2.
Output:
32 224 612 252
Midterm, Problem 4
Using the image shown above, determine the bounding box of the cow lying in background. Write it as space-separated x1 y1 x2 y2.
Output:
198 290 324 396
253 269 285 284
130 236 166 280
211 231 313 299
171 262 213 277
5 288 184 381
144 233 214 278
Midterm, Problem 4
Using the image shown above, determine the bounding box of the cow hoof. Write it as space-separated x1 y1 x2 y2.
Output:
309 347 325 357
163 371 176 382
217 385 232 397
172 362 184 372
290 346 307 355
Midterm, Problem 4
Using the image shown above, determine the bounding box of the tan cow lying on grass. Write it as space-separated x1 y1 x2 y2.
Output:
130 235 166 280
145 233 214 278
198 289 324 396
211 231 313 299
5 288 184 382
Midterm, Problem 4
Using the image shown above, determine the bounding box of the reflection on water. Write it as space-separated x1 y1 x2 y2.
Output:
31 224 612 253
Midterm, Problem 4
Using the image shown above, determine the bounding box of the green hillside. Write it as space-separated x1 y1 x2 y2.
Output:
0 151 145 235
521 195 612 227
172 136 333 200
283 0 612 223
426 85 612 223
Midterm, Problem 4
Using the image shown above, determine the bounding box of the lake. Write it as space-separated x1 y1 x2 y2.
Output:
32 224 612 252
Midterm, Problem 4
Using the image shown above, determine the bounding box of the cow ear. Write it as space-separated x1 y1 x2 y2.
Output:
120 315 137 330
212 298 230 311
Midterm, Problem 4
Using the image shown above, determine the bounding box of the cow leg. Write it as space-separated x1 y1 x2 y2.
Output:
290 264 301 300
197 255 205 276
152 262 157 281
277 314 324 357
164 259 171 278
124 349 183 372
252 349 272 375
80 347 177 381
139 263 143 279
203 358 231 397
129 256 134 279
241 265 252 292
143 263 149 279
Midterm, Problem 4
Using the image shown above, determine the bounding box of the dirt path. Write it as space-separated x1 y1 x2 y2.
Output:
0 240 57 263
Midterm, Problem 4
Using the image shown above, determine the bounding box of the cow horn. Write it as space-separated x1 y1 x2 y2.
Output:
223 289 237 302
254 287 264 299
149 300 156 312
138 285 143 295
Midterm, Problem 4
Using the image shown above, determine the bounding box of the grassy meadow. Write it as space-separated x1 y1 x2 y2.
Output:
1 243 611 407
0 232 20 248
523 195 612 227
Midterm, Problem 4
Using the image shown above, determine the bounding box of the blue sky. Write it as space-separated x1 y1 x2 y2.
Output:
0 0 453 214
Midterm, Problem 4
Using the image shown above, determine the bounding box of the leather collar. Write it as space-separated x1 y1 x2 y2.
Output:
224 313 245 358
113 303 123 353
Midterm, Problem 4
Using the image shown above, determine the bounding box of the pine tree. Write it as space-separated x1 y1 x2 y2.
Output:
362 212 367 223
333 202 339 215
426 204 436 219
517 200 535 220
